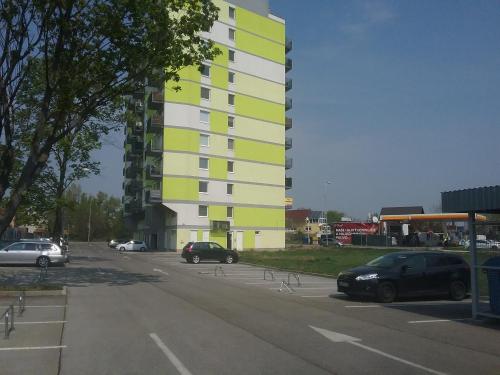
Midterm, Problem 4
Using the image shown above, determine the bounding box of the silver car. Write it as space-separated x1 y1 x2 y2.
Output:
0 241 67 267
117 240 147 252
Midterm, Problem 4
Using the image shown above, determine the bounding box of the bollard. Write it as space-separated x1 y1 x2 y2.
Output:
9 305 14 333
18 292 25 316
4 311 8 339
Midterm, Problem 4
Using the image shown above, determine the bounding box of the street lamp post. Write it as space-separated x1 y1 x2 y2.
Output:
87 198 92 243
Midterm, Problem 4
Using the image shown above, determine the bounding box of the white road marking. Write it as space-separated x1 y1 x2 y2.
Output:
153 268 169 276
149 333 192 375
16 321 67 324
408 319 469 324
0 345 67 351
345 305 381 308
0 305 66 308
310 326 446 375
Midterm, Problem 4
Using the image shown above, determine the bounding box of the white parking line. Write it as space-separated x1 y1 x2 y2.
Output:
16 321 67 324
408 319 469 324
0 305 66 308
149 333 192 375
0 345 67 351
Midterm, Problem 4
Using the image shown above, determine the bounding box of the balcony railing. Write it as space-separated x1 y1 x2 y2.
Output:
285 157 293 169
285 38 292 54
124 199 142 214
146 139 162 155
285 177 292 190
285 78 292 92
130 141 144 155
125 180 142 195
125 161 142 179
285 97 292 111
285 57 292 72
146 165 162 179
149 91 164 110
146 189 162 204
147 115 163 132
285 117 292 130
285 137 292 150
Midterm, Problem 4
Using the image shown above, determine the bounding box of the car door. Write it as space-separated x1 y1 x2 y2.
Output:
209 242 225 260
397 254 427 297
22 242 41 264
196 242 210 260
424 254 450 294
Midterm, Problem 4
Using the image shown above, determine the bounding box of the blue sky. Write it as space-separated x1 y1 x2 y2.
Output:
82 0 500 219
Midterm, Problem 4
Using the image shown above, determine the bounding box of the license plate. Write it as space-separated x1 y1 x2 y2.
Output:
338 281 349 287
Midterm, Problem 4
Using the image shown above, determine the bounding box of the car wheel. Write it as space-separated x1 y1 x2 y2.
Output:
119 247 125 252
449 280 466 301
192 255 200 264
37 256 50 268
225 255 234 264
140 247 145 252
376 282 396 303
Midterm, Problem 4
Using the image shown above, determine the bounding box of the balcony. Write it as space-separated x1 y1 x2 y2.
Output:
285 117 292 130
125 161 142 179
148 90 164 110
285 38 292 54
147 114 163 132
146 189 162 204
130 141 144 155
146 139 162 155
146 165 162 179
285 157 293 170
285 137 292 150
285 57 292 73
124 200 143 214
125 180 142 195
285 78 292 92
132 121 143 135
285 97 292 111
285 177 292 190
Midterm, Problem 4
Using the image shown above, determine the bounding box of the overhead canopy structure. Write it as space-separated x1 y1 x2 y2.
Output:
442 185 500 319
380 213 487 222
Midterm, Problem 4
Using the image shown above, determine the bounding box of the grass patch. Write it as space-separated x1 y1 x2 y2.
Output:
0 284 63 291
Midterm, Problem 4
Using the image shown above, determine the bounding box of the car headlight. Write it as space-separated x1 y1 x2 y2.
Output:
355 273 378 281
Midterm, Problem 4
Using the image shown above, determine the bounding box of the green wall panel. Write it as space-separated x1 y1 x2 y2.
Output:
208 157 227 180
210 111 228 134
234 207 285 227
236 94 284 124
213 43 229 68
236 7 285 44
210 233 226 245
235 138 284 165
243 230 255 249
211 65 228 91
164 128 198 153
165 80 200 106
208 205 226 221
236 31 284 64
162 177 197 200
178 65 201 82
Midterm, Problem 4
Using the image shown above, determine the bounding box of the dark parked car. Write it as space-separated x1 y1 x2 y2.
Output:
337 251 470 303
181 242 239 264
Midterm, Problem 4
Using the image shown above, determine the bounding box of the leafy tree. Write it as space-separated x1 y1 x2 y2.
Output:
327 210 344 223
0 0 220 236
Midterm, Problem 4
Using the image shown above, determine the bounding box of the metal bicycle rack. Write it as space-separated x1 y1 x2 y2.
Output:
2 305 14 339
278 281 294 293
18 291 26 316
214 265 226 277
264 269 275 281
287 273 301 287
38 263 48 281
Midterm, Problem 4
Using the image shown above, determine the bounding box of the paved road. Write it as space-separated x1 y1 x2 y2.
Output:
56 243 500 375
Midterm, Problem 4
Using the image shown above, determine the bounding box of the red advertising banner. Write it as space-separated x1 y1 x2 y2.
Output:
333 222 379 244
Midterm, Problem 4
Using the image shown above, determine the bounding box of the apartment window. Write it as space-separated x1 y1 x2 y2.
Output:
200 110 210 124
198 205 208 217
199 181 208 193
201 86 210 100
200 134 210 147
228 94 235 106
227 116 235 128
229 6 235 19
227 183 233 195
228 71 235 83
200 64 210 77
228 138 234 150
199 157 209 169
227 160 234 173
227 206 234 218
228 49 235 62
229 28 235 41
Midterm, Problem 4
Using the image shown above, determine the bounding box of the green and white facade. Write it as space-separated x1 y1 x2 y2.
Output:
123 0 292 250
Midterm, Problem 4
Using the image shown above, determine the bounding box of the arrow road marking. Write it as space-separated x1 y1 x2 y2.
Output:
310 326 447 375
154 268 169 276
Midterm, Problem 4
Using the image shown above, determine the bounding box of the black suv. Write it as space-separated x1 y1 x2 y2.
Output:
181 242 239 264
337 251 470 303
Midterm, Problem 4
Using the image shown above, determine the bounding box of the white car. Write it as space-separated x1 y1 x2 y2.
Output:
117 240 147 252
464 239 499 250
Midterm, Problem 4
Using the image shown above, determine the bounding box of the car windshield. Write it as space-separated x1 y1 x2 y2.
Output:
366 253 410 268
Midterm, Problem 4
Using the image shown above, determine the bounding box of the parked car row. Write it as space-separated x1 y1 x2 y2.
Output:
108 239 148 252
0 239 69 267
463 239 500 250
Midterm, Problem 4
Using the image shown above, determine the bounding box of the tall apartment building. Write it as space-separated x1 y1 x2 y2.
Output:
122 0 292 250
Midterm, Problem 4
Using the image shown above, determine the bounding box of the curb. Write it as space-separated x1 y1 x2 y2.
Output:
0 286 66 297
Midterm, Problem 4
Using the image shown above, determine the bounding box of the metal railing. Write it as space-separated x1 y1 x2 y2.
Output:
287 273 301 287
18 291 26 316
264 269 275 281
214 265 226 277
2 305 14 339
